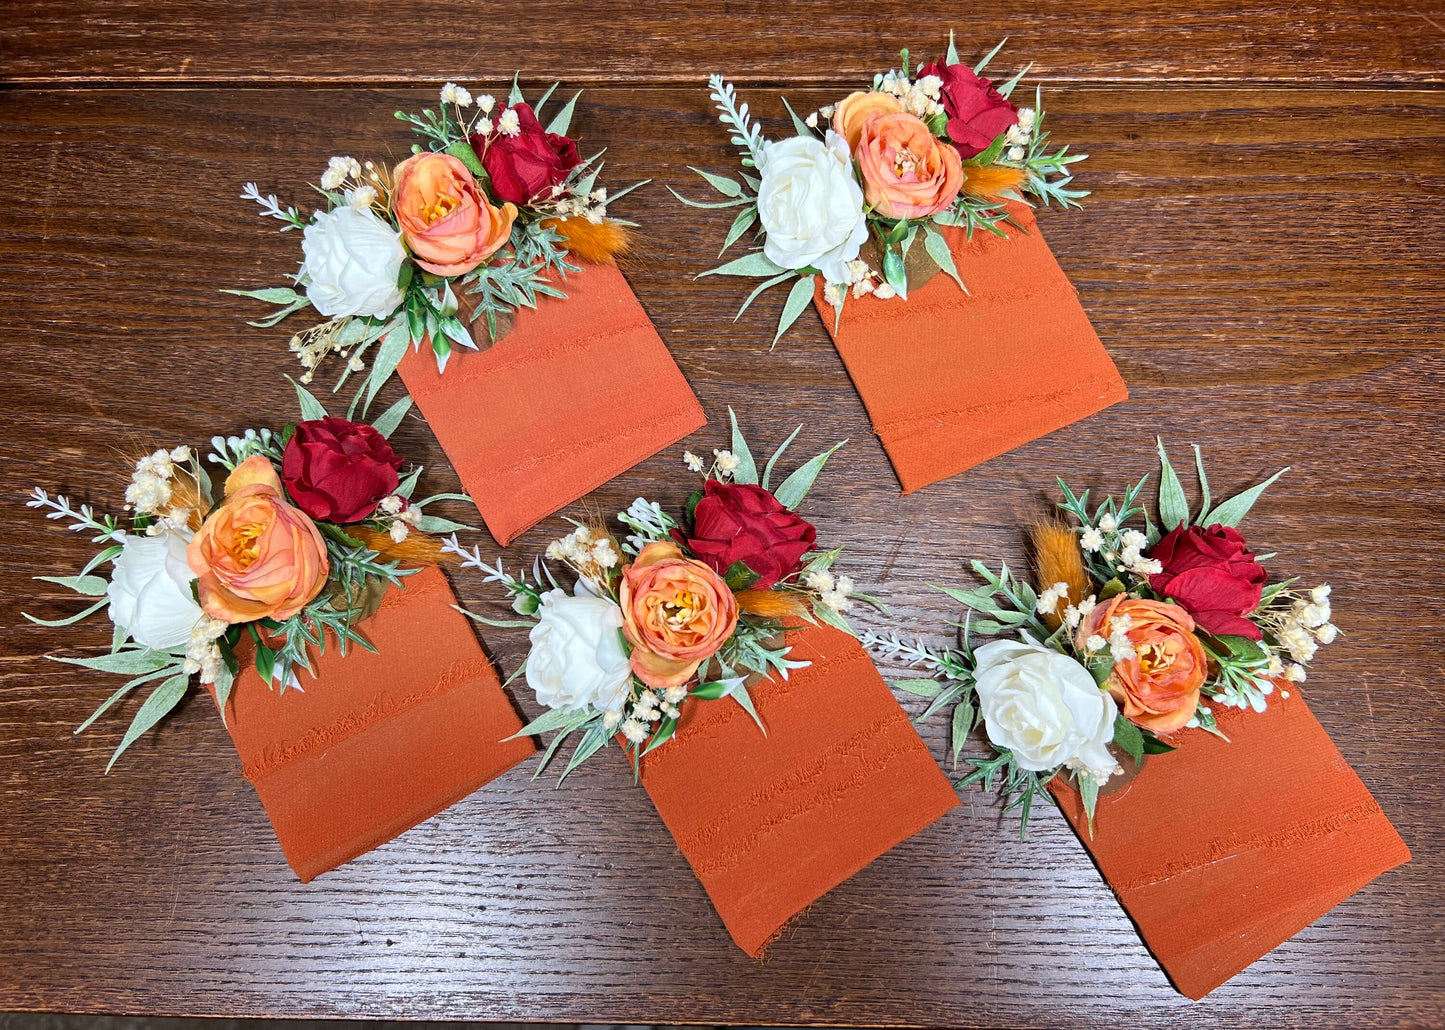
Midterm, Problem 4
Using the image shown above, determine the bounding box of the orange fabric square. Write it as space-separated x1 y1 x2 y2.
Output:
813 205 1128 493
1051 687 1410 999
398 261 705 546
222 566 534 881
639 624 960 955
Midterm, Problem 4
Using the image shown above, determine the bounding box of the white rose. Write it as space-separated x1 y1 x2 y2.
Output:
525 589 631 714
106 532 203 650
973 636 1118 779
300 206 406 318
757 130 868 284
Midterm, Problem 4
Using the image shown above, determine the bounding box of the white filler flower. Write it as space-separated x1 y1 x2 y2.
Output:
757 130 868 284
107 532 204 650
526 589 631 714
973 636 1118 781
300 206 406 318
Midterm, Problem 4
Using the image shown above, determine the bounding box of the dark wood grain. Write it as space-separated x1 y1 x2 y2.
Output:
1 1 1443 85
0 53 1442 1030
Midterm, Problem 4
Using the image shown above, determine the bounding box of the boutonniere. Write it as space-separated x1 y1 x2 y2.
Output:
869 440 1336 834
233 77 643 408
449 411 880 777
679 34 1084 344
25 386 474 768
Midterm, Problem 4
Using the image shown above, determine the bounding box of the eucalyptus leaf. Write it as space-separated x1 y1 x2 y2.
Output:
1202 466 1289 528
732 272 792 321
726 406 758 484
1155 437 1190 529
222 286 304 305
773 441 845 509
974 37 1008 74
730 682 766 734
698 251 788 278
505 705 592 742
720 206 758 255
288 376 329 421
688 166 744 198
892 678 943 698
558 725 608 783
1078 770 1100 838
761 425 804 490
365 322 411 413
951 699 975 767
411 514 476 534
106 673 190 772
369 395 412 439
545 91 582 135
780 96 812 136
772 275 815 347
51 649 172 676
811 599 854 635
1192 444 1212 523
923 225 967 293
23 596 110 627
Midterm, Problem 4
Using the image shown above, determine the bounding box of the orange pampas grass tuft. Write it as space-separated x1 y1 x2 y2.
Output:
348 526 454 567
734 589 812 621
1029 521 1092 630
542 216 630 264
961 165 1026 200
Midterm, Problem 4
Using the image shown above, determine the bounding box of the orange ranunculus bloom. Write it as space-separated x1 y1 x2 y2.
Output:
188 455 329 624
831 90 903 151
1077 596 1208 735
619 541 739 689
855 110 964 220
391 152 516 276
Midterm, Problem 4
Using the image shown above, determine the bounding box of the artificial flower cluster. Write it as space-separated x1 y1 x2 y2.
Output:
234 77 642 409
447 414 875 778
680 35 1086 345
867 441 1338 834
25 386 473 769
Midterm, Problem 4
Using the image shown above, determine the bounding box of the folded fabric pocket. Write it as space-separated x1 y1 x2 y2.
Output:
400 261 706 545
1050 686 1409 998
813 205 1127 493
639 623 959 955
222 566 535 881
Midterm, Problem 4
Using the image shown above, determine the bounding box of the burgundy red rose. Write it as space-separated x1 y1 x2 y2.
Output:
281 416 402 524
672 481 816 589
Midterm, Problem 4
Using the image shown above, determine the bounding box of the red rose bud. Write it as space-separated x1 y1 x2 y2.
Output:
919 59 1019 159
1147 524 1268 640
472 102 582 205
281 416 403 524
671 481 816 590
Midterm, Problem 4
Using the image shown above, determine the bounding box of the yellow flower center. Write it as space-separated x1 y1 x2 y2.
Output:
230 522 265 570
1138 641 1175 676
662 590 703 630
422 192 459 225
893 145 919 178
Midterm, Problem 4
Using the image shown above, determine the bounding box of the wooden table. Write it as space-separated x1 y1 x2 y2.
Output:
2 4 1441 1027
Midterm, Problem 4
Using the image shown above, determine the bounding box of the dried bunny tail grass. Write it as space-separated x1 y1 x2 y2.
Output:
734 589 812 621
167 468 208 530
1029 521 1092 631
542 216 630 264
961 165 1027 200
348 526 454 566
